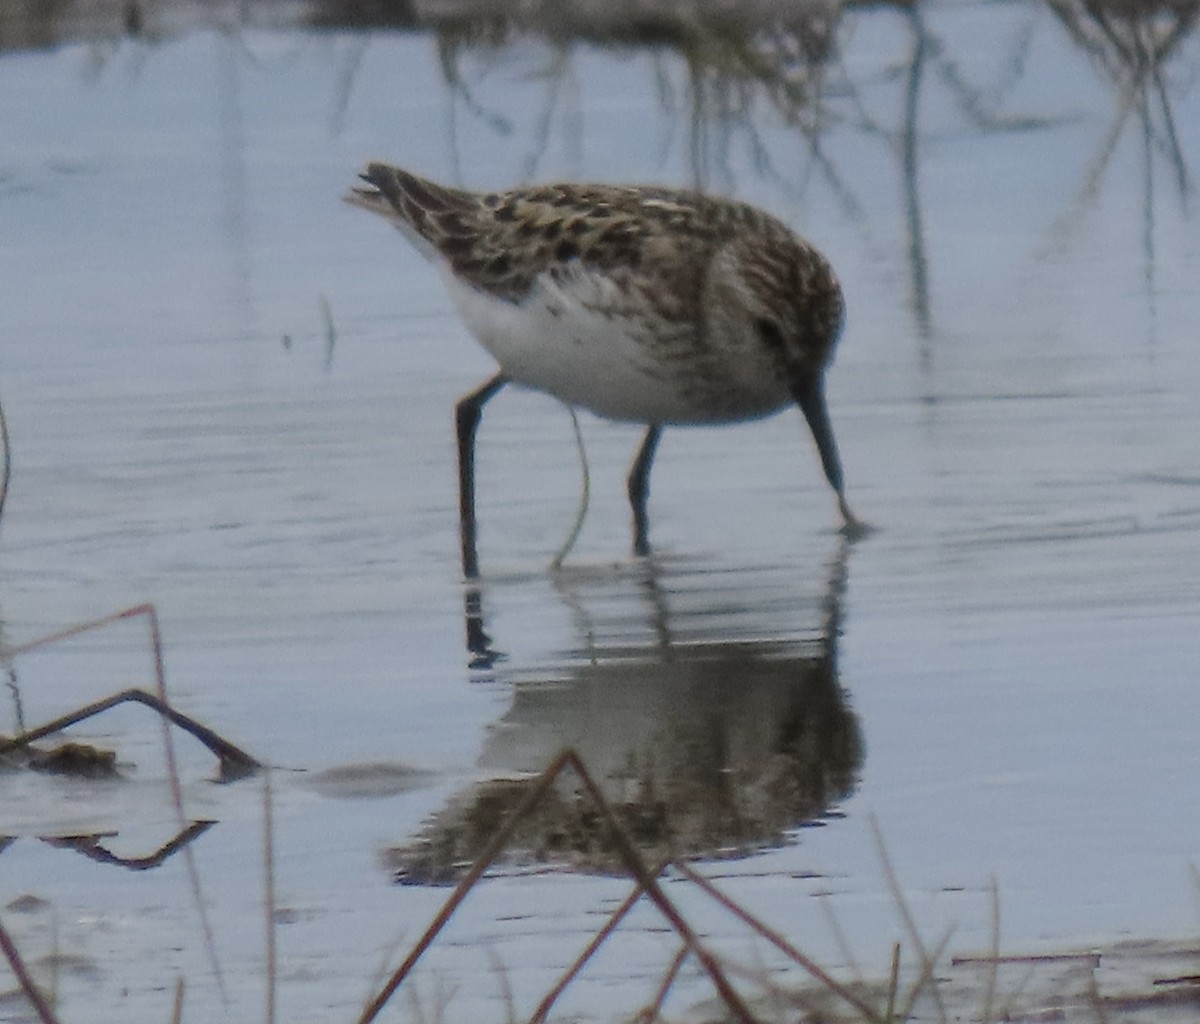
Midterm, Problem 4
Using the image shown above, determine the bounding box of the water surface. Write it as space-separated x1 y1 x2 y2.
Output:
1 1 1199 1020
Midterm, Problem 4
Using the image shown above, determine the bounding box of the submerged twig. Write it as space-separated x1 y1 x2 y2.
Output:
0 688 259 779
41 821 215 870
3 604 257 1007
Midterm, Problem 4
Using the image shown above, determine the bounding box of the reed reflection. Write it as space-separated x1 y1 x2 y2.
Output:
393 540 861 882
1049 0 1198 328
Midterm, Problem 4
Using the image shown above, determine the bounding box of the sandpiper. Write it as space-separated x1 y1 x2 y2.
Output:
346 162 864 577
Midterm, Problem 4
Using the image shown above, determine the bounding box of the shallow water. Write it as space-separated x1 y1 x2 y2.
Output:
2 1 1199 1020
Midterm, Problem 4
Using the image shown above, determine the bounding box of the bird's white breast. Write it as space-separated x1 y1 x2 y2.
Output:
442 265 791 425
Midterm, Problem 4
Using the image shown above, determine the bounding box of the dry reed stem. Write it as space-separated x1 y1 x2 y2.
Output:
357 749 579 1024
563 752 756 1024
819 891 865 987
884 942 900 1021
0 915 62 1024
672 860 880 1021
952 952 1102 966
982 876 1000 1024
869 815 950 1024
641 943 689 1023
0 392 10 527
1 605 256 780
528 858 669 1024
2 604 251 1002
0 688 258 777
486 948 517 1024
42 821 214 870
170 978 185 1024
894 929 954 1023
263 768 277 1024
1086 955 1113 1024
359 749 756 1024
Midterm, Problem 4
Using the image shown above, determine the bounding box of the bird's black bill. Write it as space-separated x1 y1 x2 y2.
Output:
792 374 845 498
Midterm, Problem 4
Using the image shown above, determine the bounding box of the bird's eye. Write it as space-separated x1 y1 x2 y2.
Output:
756 318 786 353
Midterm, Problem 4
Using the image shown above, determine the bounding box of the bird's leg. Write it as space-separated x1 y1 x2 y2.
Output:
455 373 507 579
626 425 662 557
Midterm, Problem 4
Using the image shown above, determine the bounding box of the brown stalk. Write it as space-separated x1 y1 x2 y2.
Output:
0 688 258 778
869 815 949 1024
562 751 756 1024
169 977 185 1024
672 860 880 1022
5 604 246 1002
884 942 900 1021
357 748 579 1024
893 928 954 1023
981 877 1000 1024
528 858 669 1024
641 944 689 1023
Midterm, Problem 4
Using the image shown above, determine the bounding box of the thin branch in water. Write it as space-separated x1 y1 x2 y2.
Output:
818 890 864 987
869 814 949 1024
357 751 578 1024
263 768 277 1024
170 977 185 1024
0 391 10 528
41 821 215 870
641 943 689 1023
894 927 955 1023
528 859 667 1024
320 294 338 372
0 687 258 776
359 751 755 1024
5 665 26 736
0 915 62 1024
3 604 251 1004
487 948 517 1024
329 35 369 136
672 860 880 1021
1150 62 1191 202
982 876 1001 1024
550 406 589 571
884 942 900 1022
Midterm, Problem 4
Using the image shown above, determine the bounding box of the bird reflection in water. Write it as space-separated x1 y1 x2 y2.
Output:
392 539 861 883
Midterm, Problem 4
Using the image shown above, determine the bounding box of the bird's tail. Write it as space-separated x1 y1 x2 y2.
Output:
344 163 474 243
